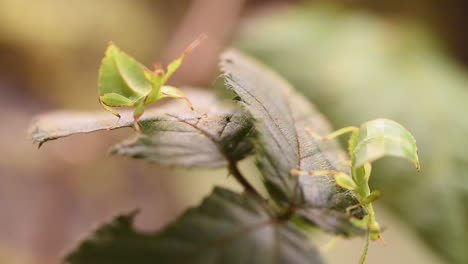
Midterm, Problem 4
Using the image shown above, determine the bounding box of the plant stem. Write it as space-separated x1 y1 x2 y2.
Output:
227 159 260 197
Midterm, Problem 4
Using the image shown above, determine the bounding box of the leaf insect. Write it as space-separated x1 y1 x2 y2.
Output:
98 34 206 131
292 118 420 264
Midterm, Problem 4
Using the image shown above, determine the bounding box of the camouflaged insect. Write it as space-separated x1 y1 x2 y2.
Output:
98 35 205 131
294 118 420 264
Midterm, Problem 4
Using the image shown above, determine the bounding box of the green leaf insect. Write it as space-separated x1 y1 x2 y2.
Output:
98 34 206 131
293 118 419 264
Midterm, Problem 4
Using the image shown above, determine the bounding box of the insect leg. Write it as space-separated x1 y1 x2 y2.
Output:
361 190 381 205
290 169 341 176
291 169 357 190
163 34 207 83
305 127 323 140
306 126 358 141
320 236 342 252
99 93 136 129
99 99 122 130
160 85 194 110
99 99 121 119
133 100 145 132
323 126 358 140
359 224 371 264
346 203 362 216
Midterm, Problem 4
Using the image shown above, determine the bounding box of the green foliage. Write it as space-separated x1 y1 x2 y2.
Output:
65 187 324 264
30 49 421 263
236 3 468 263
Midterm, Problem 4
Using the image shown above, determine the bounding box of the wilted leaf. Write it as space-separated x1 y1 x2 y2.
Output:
65 187 324 264
221 50 363 236
113 109 253 168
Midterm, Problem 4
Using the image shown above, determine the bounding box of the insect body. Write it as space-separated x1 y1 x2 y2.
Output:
293 118 419 264
98 35 206 131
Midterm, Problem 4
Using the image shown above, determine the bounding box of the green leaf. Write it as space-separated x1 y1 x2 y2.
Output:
112 109 253 168
99 43 152 102
65 187 324 264
349 118 420 169
221 50 363 236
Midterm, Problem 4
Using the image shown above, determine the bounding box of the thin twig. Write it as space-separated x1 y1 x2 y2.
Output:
226 157 260 197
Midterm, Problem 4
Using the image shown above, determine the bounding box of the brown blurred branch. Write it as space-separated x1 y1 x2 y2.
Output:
163 0 248 86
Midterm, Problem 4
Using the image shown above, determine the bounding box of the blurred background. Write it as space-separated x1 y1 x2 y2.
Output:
1 0 468 263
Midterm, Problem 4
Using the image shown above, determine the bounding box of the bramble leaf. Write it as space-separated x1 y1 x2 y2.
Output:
236 5 468 262
65 187 324 264
349 118 420 169
113 109 253 168
29 88 253 168
221 50 363 236
30 89 207 146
